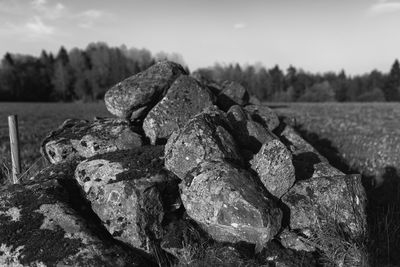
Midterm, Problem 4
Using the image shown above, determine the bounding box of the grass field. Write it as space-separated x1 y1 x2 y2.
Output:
1 101 399 265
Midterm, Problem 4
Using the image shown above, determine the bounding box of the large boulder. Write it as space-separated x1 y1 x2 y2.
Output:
227 105 275 154
143 75 214 145
180 161 282 247
281 174 367 240
164 107 242 181
244 104 280 131
0 177 153 266
104 61 187 120
74 146 178 253
217 81 249 111
250 139 296 198
41 118 142 164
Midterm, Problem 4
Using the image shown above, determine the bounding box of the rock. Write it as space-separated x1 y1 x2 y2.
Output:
74 146 177 253
244 104 280 131
180 161 282 247
281 174 367 241
250 139 296 198
259 240 317 267
41 118 142 164
278 229 316 252
217 81 249 111
104 61 187 119
0 178 154 266
227 105 276 154
311 162 344 178
143 75 214 145
280 125 326 160
249 95 261 105
164 107 242 181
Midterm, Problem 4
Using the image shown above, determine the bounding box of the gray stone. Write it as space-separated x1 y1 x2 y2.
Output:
104 61 186 119
280 125 326 161
0 176 153 266
164 107 242 181
244 104 280 131
312 162 344 178
281 174 367 241
74 146 174 253
278 229 316 252
143 75 214 145
217 81 249 110
41 118 142 164
250 139 296 198
180 161 282 247
227 105 276 153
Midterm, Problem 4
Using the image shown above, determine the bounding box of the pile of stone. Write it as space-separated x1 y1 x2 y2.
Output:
0 61 368 266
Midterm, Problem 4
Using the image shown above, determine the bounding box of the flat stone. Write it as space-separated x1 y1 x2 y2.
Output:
104 61 186 119
281 174 367 241
244 104 280 131
250 139 296 198
41 118 142 164
74 146 178 254
164 107 242 181
227 105 276 154
143 75 214 145
180 161 282 247
0 178 153 266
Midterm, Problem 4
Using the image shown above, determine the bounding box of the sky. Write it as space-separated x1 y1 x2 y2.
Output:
0 0 399 75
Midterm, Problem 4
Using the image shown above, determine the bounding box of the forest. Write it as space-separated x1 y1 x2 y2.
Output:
0 42 399 102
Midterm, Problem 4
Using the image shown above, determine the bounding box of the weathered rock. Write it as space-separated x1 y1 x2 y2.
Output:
165 107 242 181
143 75 214 145
104 61 187 119
74 146 177 253
250 139 296 198
278 229 316 252
281 174 367 241
217 81 249 111
41 118 142 164
0 178 154 266
280 125 326 161
227 105 276 153
180 161 282 247
244 104 280 131
312 162 344 178
259 240 317 267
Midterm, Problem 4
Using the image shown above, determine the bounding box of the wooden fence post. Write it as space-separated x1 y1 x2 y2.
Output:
8 115 21 184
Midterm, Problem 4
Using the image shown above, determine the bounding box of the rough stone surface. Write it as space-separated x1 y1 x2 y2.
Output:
104 61 187 119
259 240 317 267
244 104 280 131
0 177 154 266
41 118 142 164
74 146 175 253
250 139 296 198
227 105 276 153
278 229 316 252
164 107 242 181
143 75 214 145
312 162 344 178
280 125 326 161
217 81 249 110
282 174 367 240
180 161 282 247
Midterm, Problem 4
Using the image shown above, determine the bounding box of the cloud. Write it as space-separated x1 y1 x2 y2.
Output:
25 16 54 35
233 23 246 30
368 0 400 15
78 9 105 28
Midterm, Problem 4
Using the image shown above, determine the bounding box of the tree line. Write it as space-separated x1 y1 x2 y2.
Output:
197 60 400 102
0 42 399 102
